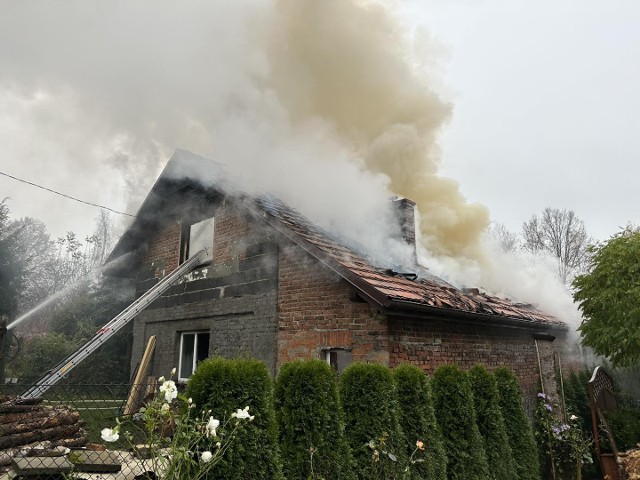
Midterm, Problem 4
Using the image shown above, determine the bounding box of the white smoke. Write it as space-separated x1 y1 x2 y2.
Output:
0 0 581 324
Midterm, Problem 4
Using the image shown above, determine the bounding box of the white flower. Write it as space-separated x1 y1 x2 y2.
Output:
160 403 170 415
201 451 213 463
206 417 220 438
170 367 177 376
158 376 165 383
188 398 193 404
101 427 120 442
231 406 252 420
159 380 178 403
570 414 578 421
216 442 221 449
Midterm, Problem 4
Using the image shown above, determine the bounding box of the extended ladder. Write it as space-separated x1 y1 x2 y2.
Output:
21 249 207 399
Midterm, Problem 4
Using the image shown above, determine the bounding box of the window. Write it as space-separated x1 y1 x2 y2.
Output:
180 217 214 264
178 331 210 381
323 349 352 374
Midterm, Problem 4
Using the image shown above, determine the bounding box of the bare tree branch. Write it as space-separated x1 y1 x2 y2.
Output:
522 207 592 285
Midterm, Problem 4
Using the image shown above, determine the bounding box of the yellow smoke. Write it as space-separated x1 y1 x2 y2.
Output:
269 0 489 259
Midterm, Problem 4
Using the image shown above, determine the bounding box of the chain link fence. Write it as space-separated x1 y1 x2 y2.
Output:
0 382 160 479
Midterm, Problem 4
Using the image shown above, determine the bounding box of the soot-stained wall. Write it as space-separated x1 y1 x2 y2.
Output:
130 198 280 377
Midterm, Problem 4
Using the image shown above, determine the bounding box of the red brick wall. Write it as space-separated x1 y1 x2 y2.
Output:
143 221 181 276
388 317 571 410
277 245 389 366
141 201 254 277
276 244 571 409
213 202 251 265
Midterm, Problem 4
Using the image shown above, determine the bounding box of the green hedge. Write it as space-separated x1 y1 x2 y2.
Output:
340 363 407 479
432 364 489 480
393 364 447 480
494 367 540 480
274 360 354 480
563 369 592 433
468 365 517 480
186 357 282 479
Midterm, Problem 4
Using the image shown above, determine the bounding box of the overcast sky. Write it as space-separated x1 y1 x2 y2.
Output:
1 0 638 244
401 0 640 241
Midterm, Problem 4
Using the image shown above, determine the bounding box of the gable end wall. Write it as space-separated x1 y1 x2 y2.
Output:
131 201 280 377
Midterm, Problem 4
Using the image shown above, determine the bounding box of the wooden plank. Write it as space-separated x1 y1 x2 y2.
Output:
123 336 156 416
12 456 73 475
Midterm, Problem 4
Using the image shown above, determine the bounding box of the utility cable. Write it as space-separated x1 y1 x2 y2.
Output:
0 170 136 218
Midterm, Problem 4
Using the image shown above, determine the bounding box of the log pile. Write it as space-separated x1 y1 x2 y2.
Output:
0 396 87 467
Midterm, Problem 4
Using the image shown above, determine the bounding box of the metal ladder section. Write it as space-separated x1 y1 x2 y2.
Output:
21 249 207 399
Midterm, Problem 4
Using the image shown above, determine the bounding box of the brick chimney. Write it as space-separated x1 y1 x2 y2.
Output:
393 198 417 262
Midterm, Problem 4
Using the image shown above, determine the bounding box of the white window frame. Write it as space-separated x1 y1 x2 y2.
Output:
178 331 210 382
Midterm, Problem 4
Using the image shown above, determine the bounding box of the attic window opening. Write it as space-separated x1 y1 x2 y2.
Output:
323 348 352 374
178 331 210 382
180 217 214 264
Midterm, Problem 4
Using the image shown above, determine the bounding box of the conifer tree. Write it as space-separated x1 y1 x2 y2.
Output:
494 367 540 480
468 365 517 480
187 357 283 479
432 364 489 480
275 360 354 480
393 364 447 480
340 363 406 479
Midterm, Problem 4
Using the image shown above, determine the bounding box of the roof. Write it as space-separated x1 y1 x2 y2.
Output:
110 150 566 330
249 196 565 329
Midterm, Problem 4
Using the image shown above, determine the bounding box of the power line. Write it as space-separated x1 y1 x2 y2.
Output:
0 170 137 218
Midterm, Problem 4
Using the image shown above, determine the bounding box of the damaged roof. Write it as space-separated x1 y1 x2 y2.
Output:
111 150 566 330
250 196 565 329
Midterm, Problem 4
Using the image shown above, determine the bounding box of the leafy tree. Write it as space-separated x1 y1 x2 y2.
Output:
0 200 25 318
494 367 540 480
6 217 56 312
339 363 407 479
523 207 591 284
431 365 489 480
275 360 354 480
9 333 77 383
7 275 134 383
393 364 447 480
187 357 283 480
468 365 517 480
573 227 640 366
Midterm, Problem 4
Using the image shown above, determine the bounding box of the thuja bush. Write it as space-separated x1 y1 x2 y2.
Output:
340 363 407 479
187 357 282 480
431 364 489 480
494 367 540 480
563 369 600 480
393 364 447 480
274 360 354 480
468 365 517 480
564 370 592 433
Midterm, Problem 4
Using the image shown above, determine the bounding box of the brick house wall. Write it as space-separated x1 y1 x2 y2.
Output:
142 221 181 277
388 317 570 411
277 244 389 366
127 191 572 410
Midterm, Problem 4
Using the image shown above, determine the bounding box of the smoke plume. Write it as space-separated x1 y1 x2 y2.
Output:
0 0 488 264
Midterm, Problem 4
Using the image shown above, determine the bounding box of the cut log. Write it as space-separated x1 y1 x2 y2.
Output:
0 408 62 425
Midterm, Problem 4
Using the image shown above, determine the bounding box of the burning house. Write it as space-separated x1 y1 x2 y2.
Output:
108 150 571 407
